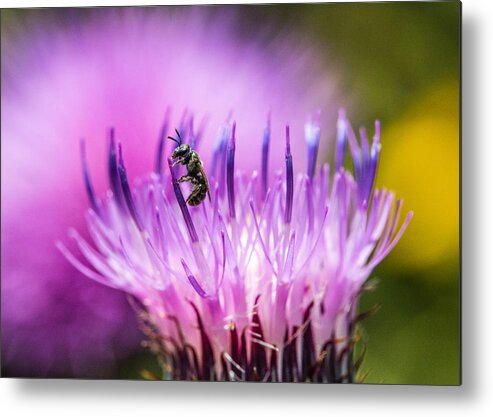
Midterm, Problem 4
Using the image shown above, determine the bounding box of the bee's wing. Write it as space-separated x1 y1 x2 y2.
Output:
199 162 212 201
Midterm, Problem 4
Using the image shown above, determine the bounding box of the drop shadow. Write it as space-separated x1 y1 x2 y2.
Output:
11 378 465 404
5 5 476 406
460 10 479 401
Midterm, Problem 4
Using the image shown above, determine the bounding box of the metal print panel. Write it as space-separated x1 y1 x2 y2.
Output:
0 2 460 384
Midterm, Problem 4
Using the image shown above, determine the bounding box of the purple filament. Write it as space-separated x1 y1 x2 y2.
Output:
227 122 236 219
363 121 381 204
212 126 229 197
118 144 143 231
79 139 100 216
284 125 293 224
335 109 347 171
306 111 321 179
261 114 271 199
168 158 199 243
181 259 208 298
219 135 228 197
107 128 125 208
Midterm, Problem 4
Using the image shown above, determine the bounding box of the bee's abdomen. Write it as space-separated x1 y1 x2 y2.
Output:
187 184 207 206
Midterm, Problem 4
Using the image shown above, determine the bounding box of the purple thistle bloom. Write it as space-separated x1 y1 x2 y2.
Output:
58 110 412 382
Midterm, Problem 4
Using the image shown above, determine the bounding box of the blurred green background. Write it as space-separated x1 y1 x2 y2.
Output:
265 1 460 385
119 2 460 385
316 2 460 385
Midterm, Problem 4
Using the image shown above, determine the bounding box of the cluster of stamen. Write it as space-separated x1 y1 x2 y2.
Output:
58 110 412 382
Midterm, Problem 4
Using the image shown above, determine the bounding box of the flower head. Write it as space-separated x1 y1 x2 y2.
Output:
59 110 412 382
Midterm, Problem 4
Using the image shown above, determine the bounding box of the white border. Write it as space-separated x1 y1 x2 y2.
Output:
0 0 463 7
2 0 493 415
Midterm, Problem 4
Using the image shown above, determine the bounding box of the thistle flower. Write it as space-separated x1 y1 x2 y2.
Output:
58 110 412 382
1 7 338 377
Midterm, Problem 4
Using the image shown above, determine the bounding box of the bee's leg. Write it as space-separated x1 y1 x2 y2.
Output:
172 158 185 167
177 175 194 183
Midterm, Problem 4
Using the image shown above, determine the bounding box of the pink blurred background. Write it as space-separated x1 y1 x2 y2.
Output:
1 6 340 377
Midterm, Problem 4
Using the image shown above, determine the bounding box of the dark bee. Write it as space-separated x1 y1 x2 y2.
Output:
168 129 211 206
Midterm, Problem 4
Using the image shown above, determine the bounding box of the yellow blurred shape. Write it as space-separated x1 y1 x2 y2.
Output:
377 81 459 269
